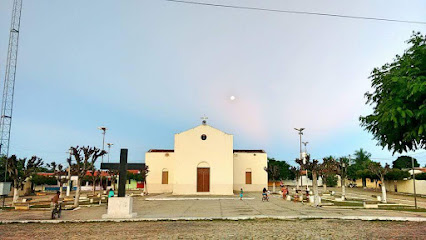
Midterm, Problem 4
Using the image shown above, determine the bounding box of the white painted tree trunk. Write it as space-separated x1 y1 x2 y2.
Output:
313 172 320 207
323 182 327 193
296 176 300 190
381 178 387 203
341 178 346 200
272 182 276 193
66 181 71 197
59 182 63 198
13 187 19 204
73 178 81 208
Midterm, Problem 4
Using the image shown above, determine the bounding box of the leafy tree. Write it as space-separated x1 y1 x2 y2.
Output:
264 162 280 193
392 156 419 169
318 156 338 192
416 172 426 180
385 169 410 180
267 158 294 180
31 174 57 185
6 155 43 204
296 155 321 206
368 162 391 203
68 146 106 207
325 174 338 187
46 162 68 197
360 32 426 154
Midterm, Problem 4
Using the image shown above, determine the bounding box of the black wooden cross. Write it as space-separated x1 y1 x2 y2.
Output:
100 149 145 197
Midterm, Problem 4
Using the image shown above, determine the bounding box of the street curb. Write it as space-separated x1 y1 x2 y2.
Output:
1 215 425 224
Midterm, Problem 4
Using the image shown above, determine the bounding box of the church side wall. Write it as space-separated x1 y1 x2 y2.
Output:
173 125 234 195
145 152 174 193
233 153 268 192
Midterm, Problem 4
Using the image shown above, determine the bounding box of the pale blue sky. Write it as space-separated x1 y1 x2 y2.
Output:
0 0 425 167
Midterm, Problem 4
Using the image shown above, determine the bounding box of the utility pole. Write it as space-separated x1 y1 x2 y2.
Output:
98 126 107 163
1 0 23 181
411 156 417 209
294 128 305 189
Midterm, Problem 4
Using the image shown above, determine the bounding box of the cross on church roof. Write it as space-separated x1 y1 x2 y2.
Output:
201 115 208 125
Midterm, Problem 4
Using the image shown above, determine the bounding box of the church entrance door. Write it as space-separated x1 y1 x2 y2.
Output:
197 168 210 192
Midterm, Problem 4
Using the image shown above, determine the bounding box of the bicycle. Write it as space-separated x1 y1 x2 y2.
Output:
51 203 62 219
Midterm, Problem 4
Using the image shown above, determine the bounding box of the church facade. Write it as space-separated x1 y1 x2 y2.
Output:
145 122 267 195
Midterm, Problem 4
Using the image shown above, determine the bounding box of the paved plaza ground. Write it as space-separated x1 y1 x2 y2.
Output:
1 188 425 221
0 188 425 239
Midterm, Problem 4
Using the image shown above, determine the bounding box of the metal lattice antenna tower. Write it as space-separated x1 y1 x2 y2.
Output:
0 0 23 158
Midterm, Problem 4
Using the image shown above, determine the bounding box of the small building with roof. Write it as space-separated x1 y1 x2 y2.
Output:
145 121 267 195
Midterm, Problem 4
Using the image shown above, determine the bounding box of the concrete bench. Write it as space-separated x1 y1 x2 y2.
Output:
14 202 30 210
363 201 379 209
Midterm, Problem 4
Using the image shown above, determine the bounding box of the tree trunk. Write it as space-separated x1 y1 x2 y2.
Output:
144 180 148 194
323 181 327 193
341 177 346 200
381 178 387 203
313 171 320 207
59 182 63 198
362 178 366 188
13 187 19 204
296 176 300 190
272 181 276 193
74 178 81 208
92 178 96 196
66 180 71 197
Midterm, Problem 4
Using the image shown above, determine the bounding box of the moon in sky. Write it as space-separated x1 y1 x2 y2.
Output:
230 96 236 101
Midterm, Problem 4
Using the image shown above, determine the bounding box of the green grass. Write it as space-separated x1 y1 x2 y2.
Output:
377 206 426 212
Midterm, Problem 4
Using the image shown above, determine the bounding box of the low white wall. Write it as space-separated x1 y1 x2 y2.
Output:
384 179 426 195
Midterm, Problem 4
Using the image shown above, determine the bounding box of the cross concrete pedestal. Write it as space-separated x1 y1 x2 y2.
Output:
101 149 137 219
102 196 137 219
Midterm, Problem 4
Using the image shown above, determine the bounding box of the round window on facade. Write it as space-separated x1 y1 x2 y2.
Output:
201 134 207 140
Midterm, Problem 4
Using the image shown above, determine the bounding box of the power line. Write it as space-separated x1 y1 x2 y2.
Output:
163 0 426 25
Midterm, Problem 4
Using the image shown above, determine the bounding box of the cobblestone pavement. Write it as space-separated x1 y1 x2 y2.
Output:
0 219 425 239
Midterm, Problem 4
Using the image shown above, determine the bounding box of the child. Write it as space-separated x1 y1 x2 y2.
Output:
240 188 243 200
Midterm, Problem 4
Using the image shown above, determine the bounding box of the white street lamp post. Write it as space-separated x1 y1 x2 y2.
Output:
98 126 107 163
294 128 305 190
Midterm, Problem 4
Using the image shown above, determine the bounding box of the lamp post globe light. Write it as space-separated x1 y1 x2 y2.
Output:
98 126 108 163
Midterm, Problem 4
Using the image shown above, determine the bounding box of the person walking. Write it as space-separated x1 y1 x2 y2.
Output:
240 188 243 200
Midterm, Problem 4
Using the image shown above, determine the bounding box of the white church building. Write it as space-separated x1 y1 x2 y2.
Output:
145 121 267 195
